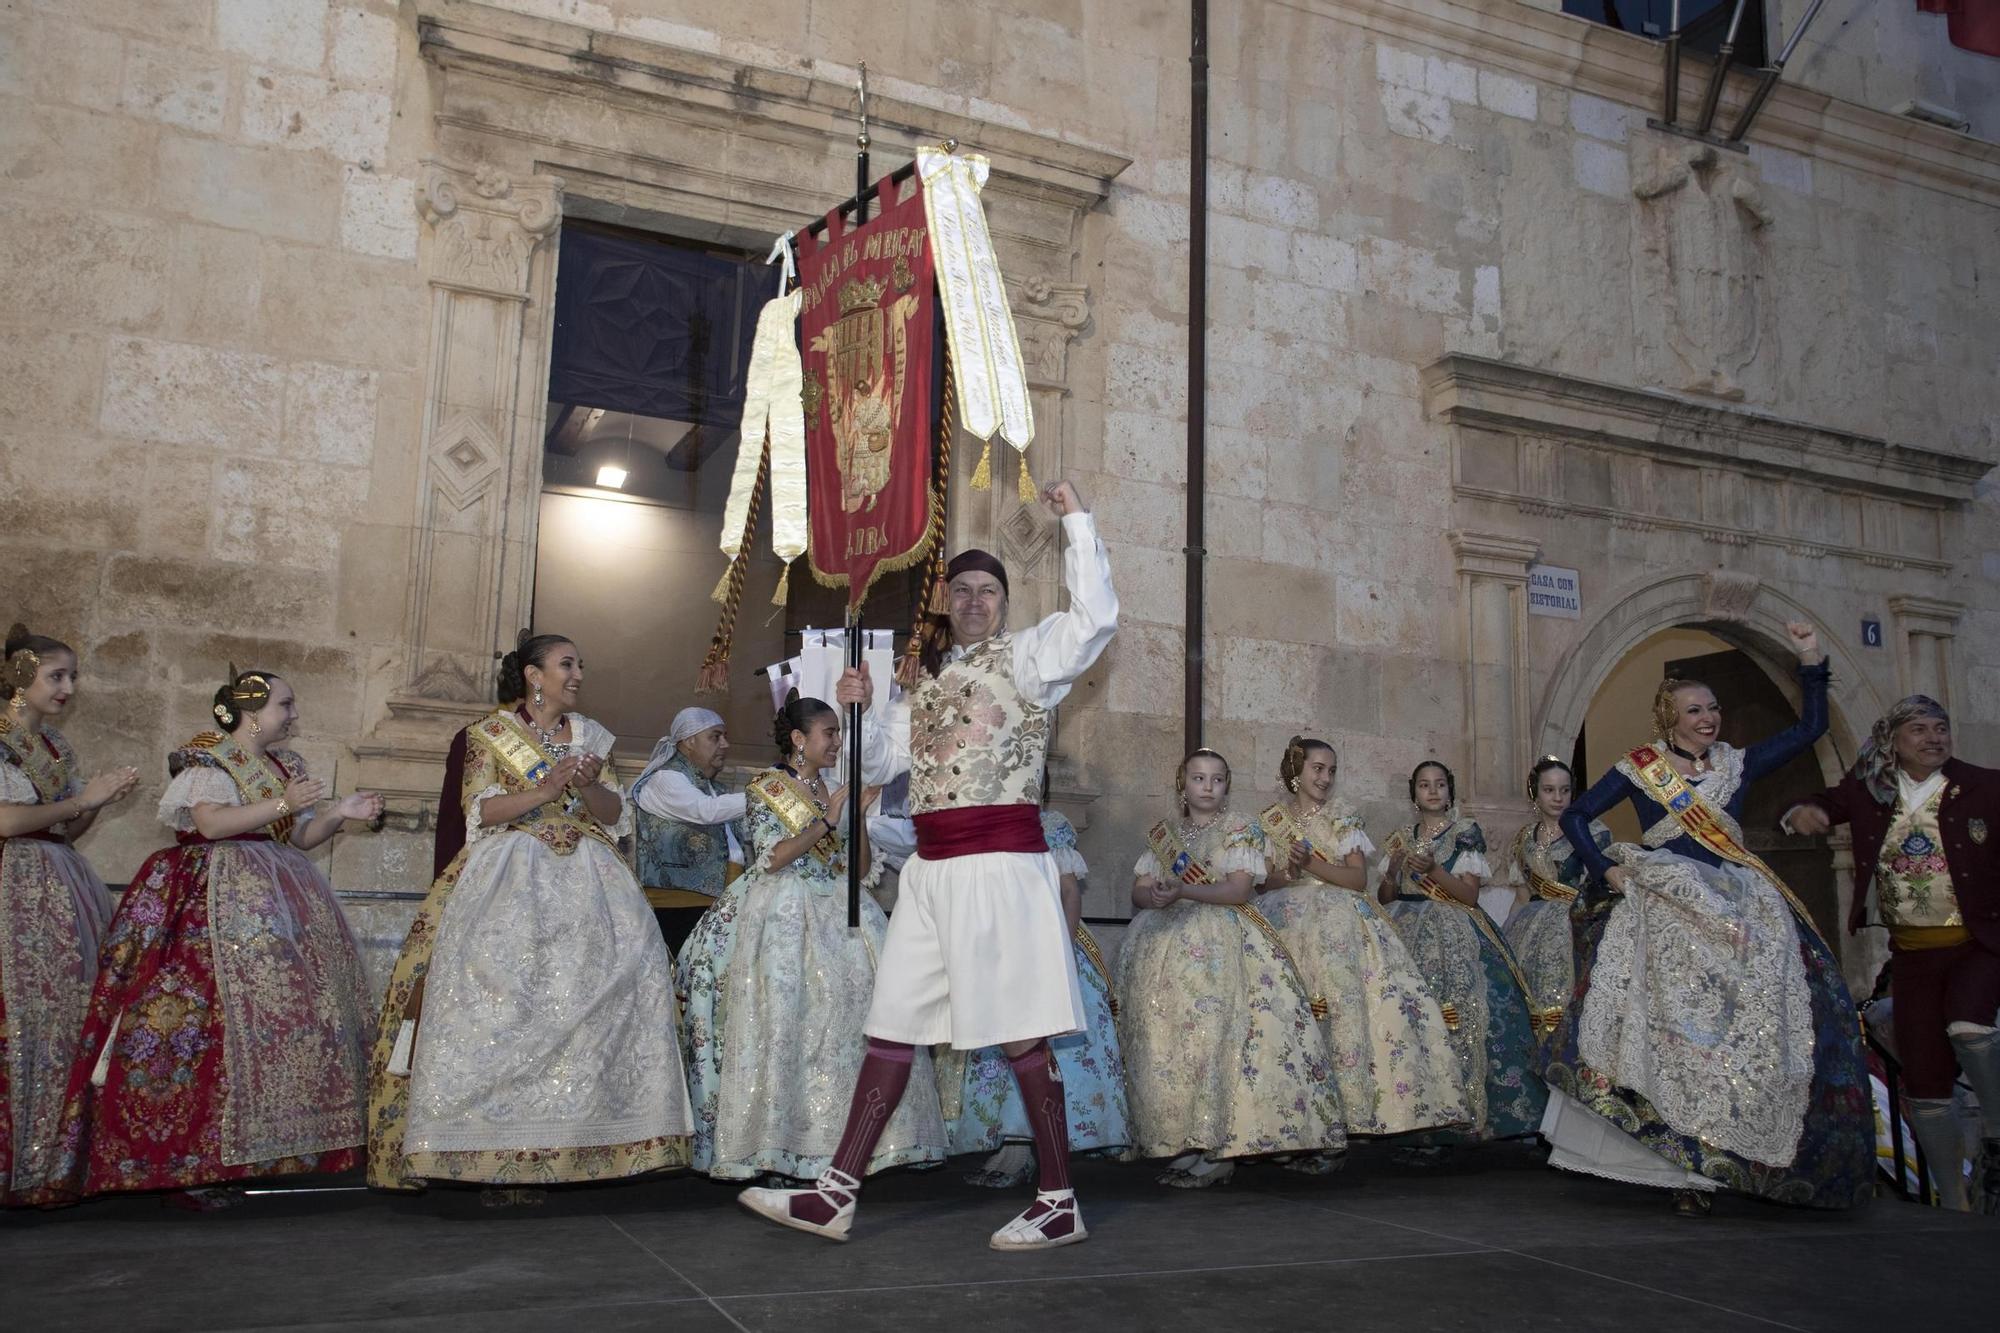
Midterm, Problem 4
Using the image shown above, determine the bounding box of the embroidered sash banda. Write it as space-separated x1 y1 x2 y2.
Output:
1511 824 1578 903
471 711 612 852
1257 803 1316 862
919 147 1036 498
1147 820 1213 885
1385 823 1537 1007
1625 745 1829 949
1073 924 1118 1018
748 769 842 867
0 723 70 805
1148 819 1327 1020
181 731 294 842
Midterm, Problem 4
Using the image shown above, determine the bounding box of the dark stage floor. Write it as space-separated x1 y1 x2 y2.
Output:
4 1142 1992 1331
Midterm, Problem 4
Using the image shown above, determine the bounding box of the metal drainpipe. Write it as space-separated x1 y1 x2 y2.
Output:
1185 0 1208 755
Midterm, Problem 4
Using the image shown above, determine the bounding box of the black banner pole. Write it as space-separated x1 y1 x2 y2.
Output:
847 63 870 932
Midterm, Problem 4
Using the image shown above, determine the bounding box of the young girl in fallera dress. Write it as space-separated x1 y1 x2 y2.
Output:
676 697 945 1183
1378 761 1547 1151
0 626 139 1206
1501 758 1611 1058
1256 738 1468 1138
55 669 380 1205
1114 749 1343 1188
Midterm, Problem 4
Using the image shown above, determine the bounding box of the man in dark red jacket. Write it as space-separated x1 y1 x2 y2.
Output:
1786 695 2000 1213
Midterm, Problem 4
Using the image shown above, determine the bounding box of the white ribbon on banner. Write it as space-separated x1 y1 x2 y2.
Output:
720 289 807 600
919 147 1035 451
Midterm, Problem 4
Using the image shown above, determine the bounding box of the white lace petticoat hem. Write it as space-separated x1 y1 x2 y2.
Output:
1541 1089 1716 1192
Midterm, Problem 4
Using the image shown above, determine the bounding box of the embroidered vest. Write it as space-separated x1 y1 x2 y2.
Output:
0 720 75 806
909 633 1049 814
1877 782 1964 943
635 750 740 896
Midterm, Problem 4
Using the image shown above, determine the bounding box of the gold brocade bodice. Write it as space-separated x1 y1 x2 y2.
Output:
1877 783 1963 936
908 634 1048 813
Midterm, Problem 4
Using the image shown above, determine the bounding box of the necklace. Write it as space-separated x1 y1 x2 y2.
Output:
522 707 566 750
781 763 829 810
1418 814 1453 841
1666 741 1711 775
1533 819 1563 849
1176 812 1219 844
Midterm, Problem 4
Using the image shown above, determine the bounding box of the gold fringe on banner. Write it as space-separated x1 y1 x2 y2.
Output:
698 434 770 693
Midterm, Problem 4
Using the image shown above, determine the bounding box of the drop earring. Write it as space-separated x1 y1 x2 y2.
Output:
533 685 543 707
248 716 261 736
1287 777 1299 793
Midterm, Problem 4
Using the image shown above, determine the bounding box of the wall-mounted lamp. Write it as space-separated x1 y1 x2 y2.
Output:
595 466 628 489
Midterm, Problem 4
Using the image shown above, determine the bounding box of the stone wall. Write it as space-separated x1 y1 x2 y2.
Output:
3 1 1996 979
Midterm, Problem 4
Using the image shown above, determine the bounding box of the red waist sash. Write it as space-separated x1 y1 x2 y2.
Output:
913 804 1048 861
175 831 279 846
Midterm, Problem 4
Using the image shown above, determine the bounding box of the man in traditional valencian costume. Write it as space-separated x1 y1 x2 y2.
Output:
1786 696 2000 1212
740 479 1117 1250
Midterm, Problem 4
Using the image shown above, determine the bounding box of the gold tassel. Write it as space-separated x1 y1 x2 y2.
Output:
710 565 733 604
1017 452 1038 503
771 561 791 607
969 440 992 490
927 576 949 616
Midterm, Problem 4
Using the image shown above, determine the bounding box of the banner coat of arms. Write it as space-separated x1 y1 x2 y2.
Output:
797 178 939 610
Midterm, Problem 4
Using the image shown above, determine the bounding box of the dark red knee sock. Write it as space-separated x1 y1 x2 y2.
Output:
1007 1042 1072 1194
828 1038 915 1181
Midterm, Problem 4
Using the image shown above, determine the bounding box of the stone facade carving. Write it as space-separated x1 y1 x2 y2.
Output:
1632 142 1774 401
1888 594 1964 705
420 162 561 298
1428 356 1981 575
398 161 565 709
1447 530 1540 805
1702 570 1762 623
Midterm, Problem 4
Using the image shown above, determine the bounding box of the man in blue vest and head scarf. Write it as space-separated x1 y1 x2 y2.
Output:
632 706 747 953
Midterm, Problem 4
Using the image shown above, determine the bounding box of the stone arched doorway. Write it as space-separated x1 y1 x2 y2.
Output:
1533 571 1887 993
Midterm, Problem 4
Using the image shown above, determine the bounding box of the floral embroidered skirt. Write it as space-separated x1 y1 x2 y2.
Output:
1261 886 1469 1137
1386 898 1547 1140
1542 868 1873 1208
1501 897 1576 1062
676 869 944 1180
51 840 372 1197
1112 900 1344 1161
941 930 1132 1156
1 837 113 1204
370 832 691 1190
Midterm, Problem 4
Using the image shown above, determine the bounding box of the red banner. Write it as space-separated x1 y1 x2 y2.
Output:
1919 0 2000 58
797 177 938 611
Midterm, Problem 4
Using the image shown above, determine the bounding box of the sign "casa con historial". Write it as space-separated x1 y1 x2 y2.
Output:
1528 564 1582 619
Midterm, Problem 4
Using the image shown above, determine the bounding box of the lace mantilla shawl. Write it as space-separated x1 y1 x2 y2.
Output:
1583 741 1813 1166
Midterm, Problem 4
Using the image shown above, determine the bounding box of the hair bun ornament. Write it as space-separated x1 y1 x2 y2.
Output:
4 627 42 692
